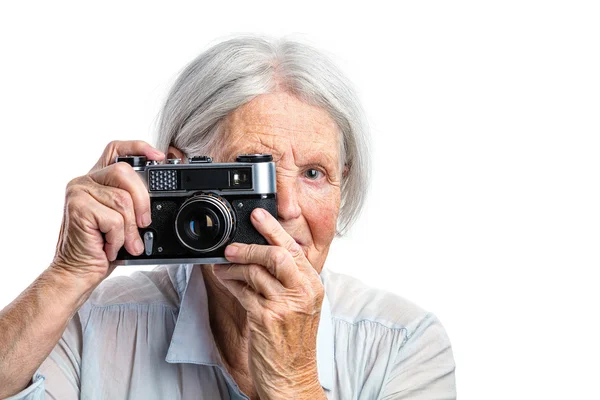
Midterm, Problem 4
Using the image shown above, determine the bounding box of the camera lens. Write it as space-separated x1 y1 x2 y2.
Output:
175 193 236 253
188 212 219 240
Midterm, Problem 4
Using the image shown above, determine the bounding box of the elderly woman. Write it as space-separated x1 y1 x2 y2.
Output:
0 36 455 399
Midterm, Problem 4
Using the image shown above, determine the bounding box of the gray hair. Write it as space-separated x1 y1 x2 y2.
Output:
155 35 370 235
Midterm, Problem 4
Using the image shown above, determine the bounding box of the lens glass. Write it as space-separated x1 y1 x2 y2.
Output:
175 194 235 253
188 212 219 240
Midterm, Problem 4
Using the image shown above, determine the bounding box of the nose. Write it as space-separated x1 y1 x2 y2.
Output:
276 177 302 221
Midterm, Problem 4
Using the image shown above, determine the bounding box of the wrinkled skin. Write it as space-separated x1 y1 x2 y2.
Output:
171 92 342 399
217 91 342 274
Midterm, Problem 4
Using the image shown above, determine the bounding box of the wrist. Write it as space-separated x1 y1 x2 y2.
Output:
260 370 326 400
294 379 327 400
48 254 107 288
44 264 97 311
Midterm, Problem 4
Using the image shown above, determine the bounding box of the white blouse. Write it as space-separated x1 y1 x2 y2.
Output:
8 264 456 399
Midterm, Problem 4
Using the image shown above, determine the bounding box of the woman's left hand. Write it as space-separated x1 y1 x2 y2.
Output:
212 208 327 400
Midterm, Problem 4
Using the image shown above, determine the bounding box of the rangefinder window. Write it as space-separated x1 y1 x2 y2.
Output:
229 168 252 189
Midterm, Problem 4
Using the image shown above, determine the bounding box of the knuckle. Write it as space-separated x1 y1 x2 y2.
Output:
126 220 139 236
247 264 261 282
288 239 302 256
270 247 287 265
112 191 133 211
66 176 82 189
65 177 86 196
112 161 132 175
67 195 86 216
245 244 258 260
110 213 125 231
65 183 79 199
266 223 280 238
102 141 119 161
106 140 120 152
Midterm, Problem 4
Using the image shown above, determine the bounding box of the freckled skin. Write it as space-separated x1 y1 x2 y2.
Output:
215 92 342 274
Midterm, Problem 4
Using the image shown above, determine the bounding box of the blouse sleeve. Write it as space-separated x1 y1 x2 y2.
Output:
380 313 456 400
5 313 83 400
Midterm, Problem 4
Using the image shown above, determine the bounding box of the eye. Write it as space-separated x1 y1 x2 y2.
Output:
304 168 322 180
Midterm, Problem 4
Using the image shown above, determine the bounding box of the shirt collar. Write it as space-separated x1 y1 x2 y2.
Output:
165 264 334 391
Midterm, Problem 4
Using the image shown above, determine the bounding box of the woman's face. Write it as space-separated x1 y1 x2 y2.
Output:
215 92 342 274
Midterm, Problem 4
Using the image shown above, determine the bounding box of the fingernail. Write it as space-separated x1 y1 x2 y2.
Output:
135 239 144 254
225 244 239 258
141 212 152 227
253 208 265 221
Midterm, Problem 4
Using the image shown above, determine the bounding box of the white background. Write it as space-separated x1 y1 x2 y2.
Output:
0 1 599 398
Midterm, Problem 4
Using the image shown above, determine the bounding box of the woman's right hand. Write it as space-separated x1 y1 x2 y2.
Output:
50 140 165 288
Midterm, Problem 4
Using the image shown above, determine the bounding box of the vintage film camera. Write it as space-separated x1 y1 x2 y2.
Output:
114 154 277 265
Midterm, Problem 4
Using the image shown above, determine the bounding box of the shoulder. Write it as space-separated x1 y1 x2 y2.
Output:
86 264 189 309
321 267 429 331
320 268 456 397
321 267 453 352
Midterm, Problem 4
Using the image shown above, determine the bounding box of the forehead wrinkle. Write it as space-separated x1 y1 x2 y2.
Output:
237 127 339 172
256 130 337 171
219 92 341 170
242 123 334 147
216 128 285 163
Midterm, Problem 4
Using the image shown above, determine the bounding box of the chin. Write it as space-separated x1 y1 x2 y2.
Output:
306 246 331 275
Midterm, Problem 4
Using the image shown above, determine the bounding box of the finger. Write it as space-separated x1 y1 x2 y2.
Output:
91 140 164 172
88 162 152 228
224 243 302 288
70 192 128 261
82 183 144 257
214 274 262 313
213 263 285 297
95 206 129 262
250 208 304 260
250 208 320 279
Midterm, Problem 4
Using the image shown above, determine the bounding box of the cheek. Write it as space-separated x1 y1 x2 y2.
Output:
301 185 340 243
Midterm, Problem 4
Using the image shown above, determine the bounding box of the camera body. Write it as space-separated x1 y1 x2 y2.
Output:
114 154 277 265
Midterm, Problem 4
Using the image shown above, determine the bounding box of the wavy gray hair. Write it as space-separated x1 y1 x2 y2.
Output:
155 36 370 235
